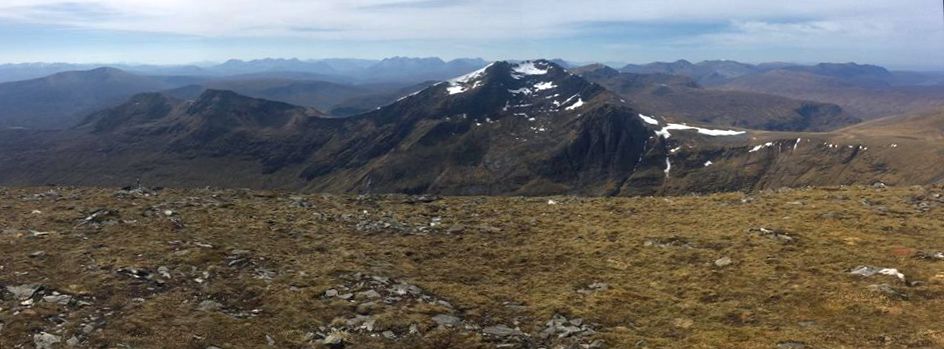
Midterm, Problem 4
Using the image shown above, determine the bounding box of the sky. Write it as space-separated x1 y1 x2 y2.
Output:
1 0 943 70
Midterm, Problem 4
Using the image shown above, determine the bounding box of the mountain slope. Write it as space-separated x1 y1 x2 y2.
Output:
0 68 202 129
164 79 435 117
575 64 860 132
2 60 943 195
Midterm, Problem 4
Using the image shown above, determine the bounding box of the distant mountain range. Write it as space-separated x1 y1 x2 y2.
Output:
3 56 943 130
0 68 203 129
0 57 490 84
0 67 440 129
618 60 944 119
573 64 860 132
620 59 944 87
717 69 944 119
2 60 943 195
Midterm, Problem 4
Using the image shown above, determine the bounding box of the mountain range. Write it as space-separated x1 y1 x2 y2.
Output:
620 60 944 119
573 64 860 132
0 68 203 129
1 60 943 195
0 57 490 84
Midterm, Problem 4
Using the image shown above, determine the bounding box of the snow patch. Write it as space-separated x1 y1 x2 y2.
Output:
565 98 585 111
638 114 660 126
446 85 468 95
749 142 775 153
793 138 802 151
508 88 533 95
395 89 424 102
444 62 494 95
664 157 672 176
533 81 556 91
704 161 713 167
512 61 550 77
655 123 746 139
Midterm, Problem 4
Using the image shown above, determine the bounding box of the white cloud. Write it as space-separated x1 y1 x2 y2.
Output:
0 0 937 41
0 0 940 67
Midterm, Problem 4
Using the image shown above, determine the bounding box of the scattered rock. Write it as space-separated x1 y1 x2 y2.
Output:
749 228 796 243
346 314 377 332
198 300 224 312
714 257 733 267
916 251 944 261
289 196 314 208
850 266 906 282
431 314 461 327
33 332 61 349
356 289 381 300
867 284 907 300
540 314 596 340
482 325 522 338
158 266 172 279
114 186 159 198
42 293 73 305
577 282 609 294
404 195 441 204
644 236 692 248
76 208 118 227
66 336 80 347
6 284 41 300
446 224 465 234
323 330 347 349
356 302 378 315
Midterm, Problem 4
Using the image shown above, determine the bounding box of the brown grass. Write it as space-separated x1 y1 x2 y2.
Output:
1 185 944 348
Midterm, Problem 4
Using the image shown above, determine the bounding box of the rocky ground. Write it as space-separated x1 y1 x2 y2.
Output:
1 185 944 348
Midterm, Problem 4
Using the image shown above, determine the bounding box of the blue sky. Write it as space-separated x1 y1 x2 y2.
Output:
1 0 942 70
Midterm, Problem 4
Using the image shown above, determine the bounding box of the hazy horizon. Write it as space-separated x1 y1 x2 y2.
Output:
1 1 943 70
3 56 944 74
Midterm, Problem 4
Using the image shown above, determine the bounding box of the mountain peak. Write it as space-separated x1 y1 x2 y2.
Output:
366 59 621 129
188 89 323 119
50 66 134 81
570 64 620 79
